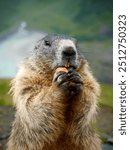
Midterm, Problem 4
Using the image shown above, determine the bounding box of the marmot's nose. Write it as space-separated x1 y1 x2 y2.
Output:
62 46 76 57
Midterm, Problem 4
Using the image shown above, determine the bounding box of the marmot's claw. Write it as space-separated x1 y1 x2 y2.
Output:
67 69 83 84
68 76 83 84
53 71 68 85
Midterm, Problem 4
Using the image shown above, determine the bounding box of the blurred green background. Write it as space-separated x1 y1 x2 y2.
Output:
0 0 113 149
0 0 112 38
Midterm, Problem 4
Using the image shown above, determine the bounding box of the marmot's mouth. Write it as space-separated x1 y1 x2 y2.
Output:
54 60 78 70
63 61 77 69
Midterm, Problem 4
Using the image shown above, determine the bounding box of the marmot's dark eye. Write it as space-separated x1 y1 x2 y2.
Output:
44 40 51 47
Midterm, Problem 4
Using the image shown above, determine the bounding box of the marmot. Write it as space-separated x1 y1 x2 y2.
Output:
7 34 101 150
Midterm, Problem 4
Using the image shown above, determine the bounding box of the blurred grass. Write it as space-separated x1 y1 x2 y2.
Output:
100 83 113 107
0 79 12 106
0 79 112 107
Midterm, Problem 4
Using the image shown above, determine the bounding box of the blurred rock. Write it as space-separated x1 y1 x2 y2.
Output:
0 106 15 150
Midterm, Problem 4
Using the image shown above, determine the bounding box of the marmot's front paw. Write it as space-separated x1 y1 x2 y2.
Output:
53 67 68 87
53 67 83 94
66 68 83 93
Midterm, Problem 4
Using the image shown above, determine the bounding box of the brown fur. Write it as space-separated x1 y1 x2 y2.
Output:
7 44 101 150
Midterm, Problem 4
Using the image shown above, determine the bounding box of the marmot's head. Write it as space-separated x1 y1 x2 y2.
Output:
32 34 83 70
